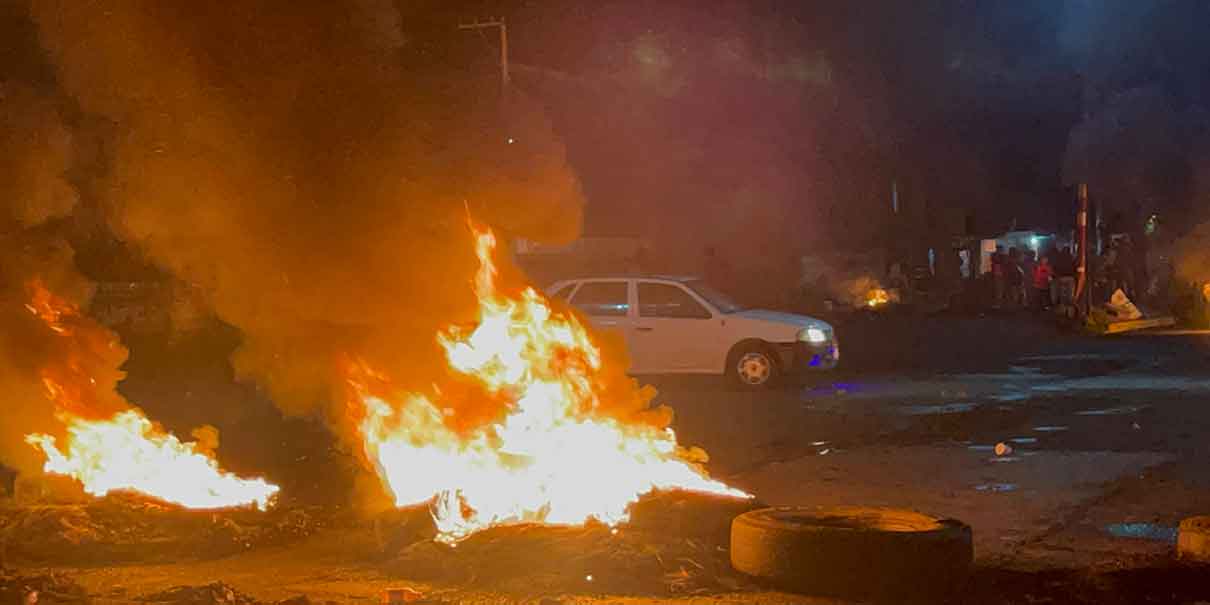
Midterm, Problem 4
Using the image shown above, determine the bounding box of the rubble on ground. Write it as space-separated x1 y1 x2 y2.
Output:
388 491 758 596
0 568 88 604
0 493 329 565
139 582 255 605
270 597 312 605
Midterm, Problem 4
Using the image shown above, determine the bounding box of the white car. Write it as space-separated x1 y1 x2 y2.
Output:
547 276 838 388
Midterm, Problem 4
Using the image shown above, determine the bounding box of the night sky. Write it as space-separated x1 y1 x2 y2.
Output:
5 1 1210 259
407 1 1210 246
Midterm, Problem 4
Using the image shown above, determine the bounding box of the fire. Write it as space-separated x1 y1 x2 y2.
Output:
866 288 890 308
353 223 747 543
22 280 279 510
25 410 278 510
842 276 896 310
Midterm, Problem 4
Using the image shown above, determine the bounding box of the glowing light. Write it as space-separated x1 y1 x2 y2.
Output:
802 327 827 343
26 410 278 510
22 280 279 510
866 288 890 308
353 222 746 543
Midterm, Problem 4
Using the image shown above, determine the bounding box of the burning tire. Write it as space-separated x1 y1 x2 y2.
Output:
727 343 780 389
730 506 972 600
1179 516 1210 563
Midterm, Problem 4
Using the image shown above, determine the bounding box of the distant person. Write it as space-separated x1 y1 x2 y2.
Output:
1033 256 1053 310
1100 246 1123 302
991 246 1006 308
887 260 910 302
1132 232 1151 301
1021 249 1037 307
1052 245 1076 306
1006 247 1024 308
1116 236 1138 299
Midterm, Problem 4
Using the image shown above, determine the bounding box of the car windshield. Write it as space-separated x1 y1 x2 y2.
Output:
684 280 746 314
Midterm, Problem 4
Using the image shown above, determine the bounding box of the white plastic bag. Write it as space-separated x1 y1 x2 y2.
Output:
1106 289 1143 320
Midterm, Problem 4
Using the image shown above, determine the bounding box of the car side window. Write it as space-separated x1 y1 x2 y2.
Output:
550 283 577 301
638 283 711 319
568 282 629 317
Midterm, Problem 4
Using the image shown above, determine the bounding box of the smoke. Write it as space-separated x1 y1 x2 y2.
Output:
1174 221 1210 287
0 80 123 474
27 1 584 488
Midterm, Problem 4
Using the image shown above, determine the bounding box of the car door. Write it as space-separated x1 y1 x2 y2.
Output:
565 279 635 365
632 281 722 373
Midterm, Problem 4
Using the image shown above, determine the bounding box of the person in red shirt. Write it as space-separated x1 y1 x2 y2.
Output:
1033 255 1054 309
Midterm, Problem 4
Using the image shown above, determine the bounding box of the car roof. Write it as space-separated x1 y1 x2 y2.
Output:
553 274 699 284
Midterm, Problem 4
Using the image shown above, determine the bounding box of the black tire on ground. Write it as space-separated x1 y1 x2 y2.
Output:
726 343 780 389
731 506 973 601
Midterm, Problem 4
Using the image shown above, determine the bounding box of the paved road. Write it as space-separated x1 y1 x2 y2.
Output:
27 313 1210 604
654 315 1210 568
115 312 1210 570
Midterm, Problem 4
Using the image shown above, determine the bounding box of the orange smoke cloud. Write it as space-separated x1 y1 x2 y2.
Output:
0 79 93 474
28 1 584 503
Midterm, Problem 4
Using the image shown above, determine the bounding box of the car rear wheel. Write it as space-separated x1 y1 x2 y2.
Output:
728 344 779 389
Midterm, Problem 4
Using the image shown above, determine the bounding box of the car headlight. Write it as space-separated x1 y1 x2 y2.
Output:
799 326 828 344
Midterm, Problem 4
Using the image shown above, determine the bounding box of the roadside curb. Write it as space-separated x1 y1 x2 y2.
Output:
1090 316 1176 335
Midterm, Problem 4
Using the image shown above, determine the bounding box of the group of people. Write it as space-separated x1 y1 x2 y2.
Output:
1094 235 1149 303
990 245 1077 310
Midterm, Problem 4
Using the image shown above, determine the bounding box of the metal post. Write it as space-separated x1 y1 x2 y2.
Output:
499 19 509 94
1075 183 1089 316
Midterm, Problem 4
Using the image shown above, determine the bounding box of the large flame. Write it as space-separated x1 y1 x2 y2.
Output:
22 280 279 510
25 410 278 510
354 223 747 543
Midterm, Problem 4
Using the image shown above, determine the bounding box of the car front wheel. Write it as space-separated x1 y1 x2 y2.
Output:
728 344 780 389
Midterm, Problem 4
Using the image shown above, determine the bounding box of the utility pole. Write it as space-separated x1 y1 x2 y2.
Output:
1076 183 1090 317
1074 71 1093 319
458 17 509 99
